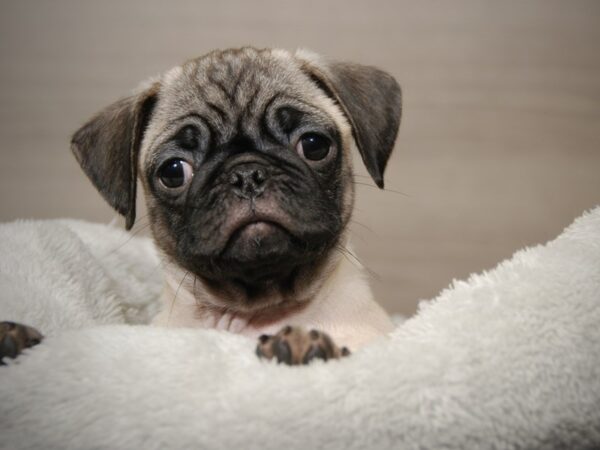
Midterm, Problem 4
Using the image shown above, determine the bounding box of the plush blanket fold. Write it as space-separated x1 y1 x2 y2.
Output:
1 208 599 450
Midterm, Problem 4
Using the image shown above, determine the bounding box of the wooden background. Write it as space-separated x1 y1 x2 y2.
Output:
1 0 599 315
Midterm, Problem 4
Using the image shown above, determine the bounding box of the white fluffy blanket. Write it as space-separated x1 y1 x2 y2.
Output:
1 208 599 450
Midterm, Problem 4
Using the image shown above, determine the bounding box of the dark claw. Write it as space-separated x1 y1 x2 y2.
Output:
274 338 292 365
302 344 328 364
28 338 42 346
0 335 18 360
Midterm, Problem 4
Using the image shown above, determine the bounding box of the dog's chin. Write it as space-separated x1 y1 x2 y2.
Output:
220 220 304 284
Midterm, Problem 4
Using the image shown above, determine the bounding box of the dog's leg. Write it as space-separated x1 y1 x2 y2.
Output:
256 326 350 365
0 321 43 365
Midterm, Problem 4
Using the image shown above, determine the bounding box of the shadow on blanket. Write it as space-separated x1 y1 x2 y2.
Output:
0 207 599 449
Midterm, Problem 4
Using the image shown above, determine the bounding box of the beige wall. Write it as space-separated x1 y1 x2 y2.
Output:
1 0 599 315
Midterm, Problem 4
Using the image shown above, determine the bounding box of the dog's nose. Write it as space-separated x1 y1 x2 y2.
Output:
229 164 267 198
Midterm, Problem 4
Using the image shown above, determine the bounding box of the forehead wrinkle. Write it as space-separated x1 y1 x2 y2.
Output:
159 49 348 150
268 94 338 130
195 87 230 132
202 52 249 105
192 60 267 142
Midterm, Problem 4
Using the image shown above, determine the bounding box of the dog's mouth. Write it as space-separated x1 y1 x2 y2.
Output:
217 200 297 252
230 220 288 243
222 216 298 262
174 195 336 290
205 203 316 286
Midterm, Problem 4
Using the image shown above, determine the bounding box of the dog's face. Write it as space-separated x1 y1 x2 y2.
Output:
72 48 401 311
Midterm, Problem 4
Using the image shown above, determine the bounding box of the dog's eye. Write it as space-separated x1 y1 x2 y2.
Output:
296 133 331 161
158 159 193 189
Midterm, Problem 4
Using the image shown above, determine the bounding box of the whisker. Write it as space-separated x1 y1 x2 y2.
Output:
347 228 367 244
101 221 152 258
349 219 374 233
353 181 409 197
168 270 189 326
335 244 381 281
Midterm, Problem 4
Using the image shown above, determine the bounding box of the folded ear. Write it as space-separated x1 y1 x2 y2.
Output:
71 84 159 230
297 54 402 188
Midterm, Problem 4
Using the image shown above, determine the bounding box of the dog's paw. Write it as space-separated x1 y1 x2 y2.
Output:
0 321 44 365
256 325 350 365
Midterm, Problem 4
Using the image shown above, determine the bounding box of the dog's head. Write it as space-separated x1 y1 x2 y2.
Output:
72 48 401 310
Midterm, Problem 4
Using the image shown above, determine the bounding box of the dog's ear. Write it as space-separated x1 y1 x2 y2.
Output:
297 53 402 188
71 83 159 230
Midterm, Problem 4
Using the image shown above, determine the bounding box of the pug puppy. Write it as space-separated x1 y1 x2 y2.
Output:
0 47 401 366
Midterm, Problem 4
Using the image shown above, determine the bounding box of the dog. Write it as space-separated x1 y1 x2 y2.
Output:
0 47 402 366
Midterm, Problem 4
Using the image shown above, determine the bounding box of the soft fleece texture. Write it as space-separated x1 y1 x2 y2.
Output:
1 208 599 450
